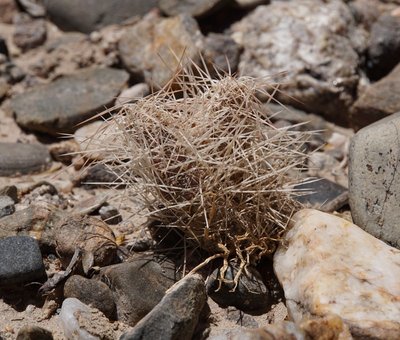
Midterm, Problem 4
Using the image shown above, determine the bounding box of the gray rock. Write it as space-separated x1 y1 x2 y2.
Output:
0 236 46 286
0 142 51 176
0 195 15 218
119 13 203 89
99 205 122 225
100 254 179 326
120 274 206 340
159 0 228 18
351 63 400 130
16 325 53 340
206 264 270 315
12 67 129 135
13 14 47 52
231 0 365 125
43 0 158 33
16 0 46 18
349 112 400 248
367 13 400 80
294 178 348 212
203 33 241 75
64 275 116 319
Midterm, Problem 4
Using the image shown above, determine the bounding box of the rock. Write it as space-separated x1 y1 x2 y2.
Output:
0 185 18 202
351 63 400 130
16 325 53 340
0 236 46 286
43 0 158 34
54 215 117 272
231 0 365 125
59 298 115 340
203 33 241 75
13 14 47 52
274 209 400 339
159 0 228 18
0 142 51 176
116 83 149 105
367 12 400 81
99 205 122 225
16 0 46 17
349 112 400 248
0 195 15 218
64 275 116 319
206 264 270 315
119 13 203 88
99 254 179 326
294 178 348 212
120 274 206 340
0 0 18 24
12 67 129 135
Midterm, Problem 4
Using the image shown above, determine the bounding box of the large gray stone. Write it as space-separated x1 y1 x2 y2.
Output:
349 112 400 248
12 67 129 135
0 236 46 286
43 0 159 33
120 274 206 340
351 63 400 130
231 0 365 125
118 13 203 88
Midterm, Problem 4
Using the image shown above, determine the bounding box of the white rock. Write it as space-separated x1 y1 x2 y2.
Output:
274 209 400 339
116 83 150 105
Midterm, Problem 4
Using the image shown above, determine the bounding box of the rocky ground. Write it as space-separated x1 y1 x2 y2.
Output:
0 0 399 339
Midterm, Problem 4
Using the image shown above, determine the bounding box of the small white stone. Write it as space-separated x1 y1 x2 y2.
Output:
274 209 400 339
116 83 150 106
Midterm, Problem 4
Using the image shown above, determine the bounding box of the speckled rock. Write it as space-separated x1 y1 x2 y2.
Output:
349 112 400 248
231 0 365 125
351 63 400 130
159 0 228 18
0 195 15 218
120 274 206 340
119 13 203 88
0 236 46 286
12 67 129 135
43 0 158 33
274 209 400 339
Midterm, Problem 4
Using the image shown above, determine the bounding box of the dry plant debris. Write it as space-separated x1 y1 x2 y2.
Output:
84 62 311 286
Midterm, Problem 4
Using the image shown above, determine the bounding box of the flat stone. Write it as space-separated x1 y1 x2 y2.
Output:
120 274 206 340
349 112 400 248
16 325 53 340
118 13 203 88
0 142 51 176
99 254 179 326
206 264 270 315
367 12 400 81
274 209 400 339
64 275 116 319
0 195 15 218
351 63 400 130
231 0 365 125
43 0 158 33
159 0 228 18
12 67 129 135
0 236 46 286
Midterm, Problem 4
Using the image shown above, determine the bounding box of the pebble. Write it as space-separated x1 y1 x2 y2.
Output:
120 274 207 340
0 185 18 202
64 275 116 319
44 0 158 33
0 236 46 286
116 83 150 106
366 12 400 81
274 209 400 339
349 112 400 248
0 195 15 218
16 325 53 340
12 67 129 135
206 264 270 315
351 63 400 130
159 0 227 18
99 205 122 225
99 254 178 326
118 13 203 88
0 142 51 176
231 0 364 125
13 14 47 52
